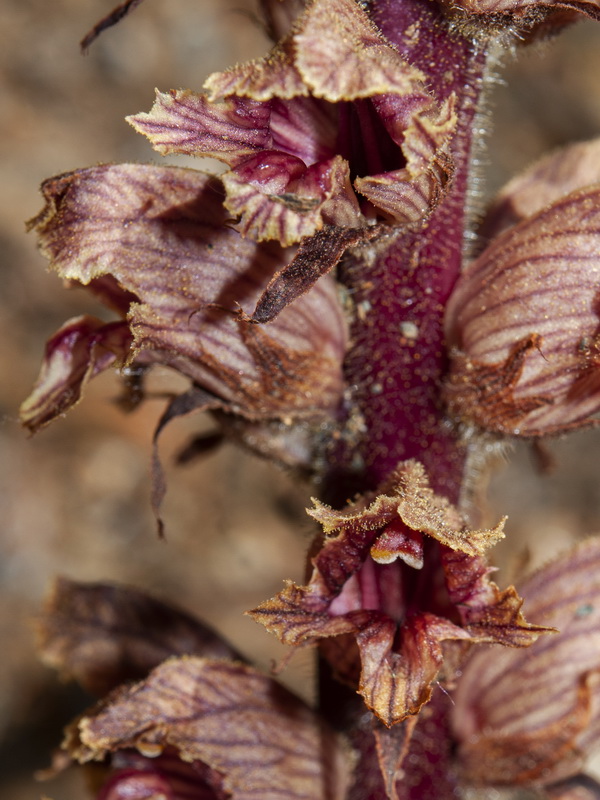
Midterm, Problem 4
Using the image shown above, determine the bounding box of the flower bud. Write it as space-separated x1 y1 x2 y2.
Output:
444 185 600 437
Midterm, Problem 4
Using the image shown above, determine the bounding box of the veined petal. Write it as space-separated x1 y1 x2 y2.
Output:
355 168 446 225
66 657 352 800
128 90 273 165
453 539 600 788
445 186 600 436
355 612 470 727
294 0 427 101
204 37 308 102
25 164 347 423
20 315 132 433
223 153 361 245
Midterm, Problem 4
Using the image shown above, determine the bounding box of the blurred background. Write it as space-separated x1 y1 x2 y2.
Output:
1 1 600 797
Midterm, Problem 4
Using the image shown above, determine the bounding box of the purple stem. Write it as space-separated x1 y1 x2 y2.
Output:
318 1 492 796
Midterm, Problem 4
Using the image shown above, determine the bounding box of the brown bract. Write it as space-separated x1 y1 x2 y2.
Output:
452 538 600 789
250 460 545 727
64 656 352 800
444 185 600 437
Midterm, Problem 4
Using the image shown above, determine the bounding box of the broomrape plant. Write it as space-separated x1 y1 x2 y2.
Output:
22 0 600 797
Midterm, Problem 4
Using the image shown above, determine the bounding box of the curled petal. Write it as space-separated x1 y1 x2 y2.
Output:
482 137 600 240
442 547 548 646
355 612 470 726
222 153 361 245
37 578 241 696
66 657 352 800
310 460 506 557
445 186 600 436
20 315 132 433
355 168 445 225
453 539 600 787
128 91 272 165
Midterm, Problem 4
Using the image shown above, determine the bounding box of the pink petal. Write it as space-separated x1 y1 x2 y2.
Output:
20 315 132 433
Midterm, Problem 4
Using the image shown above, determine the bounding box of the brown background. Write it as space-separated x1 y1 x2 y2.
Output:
1 2 600 798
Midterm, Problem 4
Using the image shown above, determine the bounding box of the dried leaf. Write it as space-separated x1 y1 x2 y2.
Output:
373 717 417 800
252 224 377 323
37 579 242 697
67 657 351 800
80 0 147 50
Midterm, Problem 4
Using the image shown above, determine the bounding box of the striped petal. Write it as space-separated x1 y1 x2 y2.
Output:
440 0 600 23
444 186 600 436
66 657 351 800
481 137 600 241
452 538 600 788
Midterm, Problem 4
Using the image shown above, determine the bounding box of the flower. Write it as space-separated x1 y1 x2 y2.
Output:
250 459 546 727
452 538 600 794
128 0 457 253
21 0 464 527
37 578 352 800
443 138 600 437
